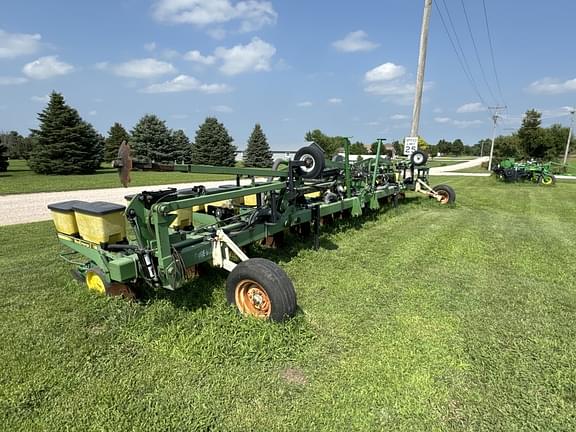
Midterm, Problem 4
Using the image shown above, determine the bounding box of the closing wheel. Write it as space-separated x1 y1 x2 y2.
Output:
294 145 325 179
226 258 296 322
85 267 136 299
540 175 556 185
432 184 456 204
410 150 428 166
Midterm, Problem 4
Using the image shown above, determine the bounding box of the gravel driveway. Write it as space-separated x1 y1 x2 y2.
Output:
0 179 254 227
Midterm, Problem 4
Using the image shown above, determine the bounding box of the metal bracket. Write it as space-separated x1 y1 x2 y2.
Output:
211 229 249 272
415 178 441 201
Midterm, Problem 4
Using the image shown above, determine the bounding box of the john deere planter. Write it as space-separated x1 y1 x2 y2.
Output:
492 159 556 185
48 140 455 321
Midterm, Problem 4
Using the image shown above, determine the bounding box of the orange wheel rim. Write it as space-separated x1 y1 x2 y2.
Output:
437 191 450 204
235 279 271 318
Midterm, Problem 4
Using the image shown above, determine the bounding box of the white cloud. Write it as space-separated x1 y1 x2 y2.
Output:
88 110 97 116
152 0 277 33
365 62 406 82
297 101 312 107
433 107 444 113
112 58 176 78
22 56 74 79
0 76 28 85
328 97 342 104
434 117 483 128
207 28 227 40
211 104 233 113
540 106 576 119
144 42 157 51
171 113 189 119
366 121 380 126
142 74 231 94
332 30 379 53
457 102 485 113
0 29 41 58
453 119 483 128
526 77 576 95
31 95 49 102
215 37 275 75
183 49 216 64
364 82 415 97
390 114 408 120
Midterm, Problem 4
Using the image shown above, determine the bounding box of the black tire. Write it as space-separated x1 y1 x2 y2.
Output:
432 184 456 204
410 150 428 166
226 258 296 322
294 145 325 179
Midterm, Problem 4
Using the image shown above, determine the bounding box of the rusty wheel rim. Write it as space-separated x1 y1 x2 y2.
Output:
437 190 450 204
235 279 271 318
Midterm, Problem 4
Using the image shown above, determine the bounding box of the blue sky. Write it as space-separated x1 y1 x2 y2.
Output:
1 0 575 150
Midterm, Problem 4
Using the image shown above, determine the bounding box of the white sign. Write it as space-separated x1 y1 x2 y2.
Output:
403 136 418 156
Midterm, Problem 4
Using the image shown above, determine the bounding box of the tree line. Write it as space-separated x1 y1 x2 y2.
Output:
0 91 273 174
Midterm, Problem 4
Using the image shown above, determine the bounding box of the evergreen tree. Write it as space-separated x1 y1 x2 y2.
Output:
104 122 130 162
192 117 236 166
0 134 9 172
172 129 193 163
28 92 103 174
130 114 175 163
244 123 273 167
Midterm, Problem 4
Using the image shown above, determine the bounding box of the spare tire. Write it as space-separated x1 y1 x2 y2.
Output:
294 145 325 179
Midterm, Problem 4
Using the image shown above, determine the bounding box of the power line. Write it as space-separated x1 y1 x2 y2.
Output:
482 0 506 106
460 0 498 105
434 0 487 106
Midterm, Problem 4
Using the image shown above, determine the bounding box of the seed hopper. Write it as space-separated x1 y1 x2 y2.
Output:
48 140 456 321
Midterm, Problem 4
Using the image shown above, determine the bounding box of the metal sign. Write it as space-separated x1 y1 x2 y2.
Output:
403 136 418 156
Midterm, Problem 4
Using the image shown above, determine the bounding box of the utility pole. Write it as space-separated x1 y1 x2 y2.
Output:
563 108 575 165
487 106 506 171
409 0 433 138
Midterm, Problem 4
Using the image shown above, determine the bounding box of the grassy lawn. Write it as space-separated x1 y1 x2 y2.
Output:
425 159 469 168
451 166 490 173
1 176 575 431
0 160 233 195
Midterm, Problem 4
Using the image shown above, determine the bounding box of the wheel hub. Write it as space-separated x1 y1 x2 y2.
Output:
235 280 271 318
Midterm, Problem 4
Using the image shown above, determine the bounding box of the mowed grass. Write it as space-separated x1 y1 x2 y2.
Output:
1 177 575 431
0 160 232 195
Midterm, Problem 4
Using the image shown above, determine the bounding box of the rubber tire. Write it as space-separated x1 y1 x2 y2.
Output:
226 258 297 322
294 145 325 179
432 184 456 204
540 175 556 186
410 150 428 166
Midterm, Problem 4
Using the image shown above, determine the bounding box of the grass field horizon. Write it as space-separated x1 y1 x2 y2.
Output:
0 160 233 195
1 176 575 431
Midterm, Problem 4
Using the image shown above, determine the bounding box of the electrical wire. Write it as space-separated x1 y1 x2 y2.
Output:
434 0 487 106
482 0 506 106
460 0 498 105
